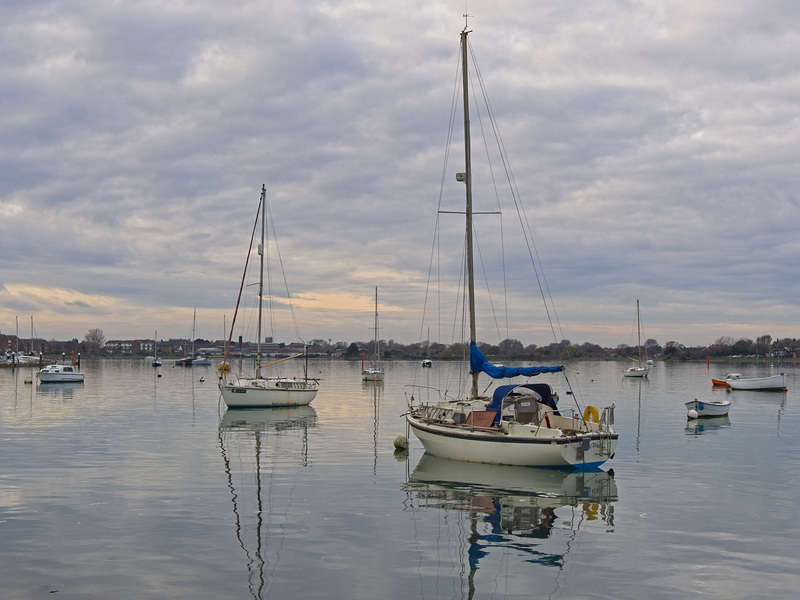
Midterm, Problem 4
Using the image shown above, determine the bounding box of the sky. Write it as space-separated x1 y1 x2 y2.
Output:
1 0 799 350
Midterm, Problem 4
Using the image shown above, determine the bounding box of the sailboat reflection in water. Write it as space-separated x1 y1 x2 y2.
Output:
218 407 317 598
405 455 618 595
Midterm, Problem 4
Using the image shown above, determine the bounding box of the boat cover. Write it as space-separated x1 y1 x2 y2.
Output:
485 383 560 425
470 341 563 379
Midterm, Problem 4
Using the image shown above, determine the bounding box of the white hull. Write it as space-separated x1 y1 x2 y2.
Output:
407 414 617 469
622 365 649 378
726 373 786 391
685 399 731 418
38 364 84 383
220 377 317 408
16 355 41 364
361 368 384 381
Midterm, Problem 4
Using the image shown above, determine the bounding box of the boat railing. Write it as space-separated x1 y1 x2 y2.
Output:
403 384 444 407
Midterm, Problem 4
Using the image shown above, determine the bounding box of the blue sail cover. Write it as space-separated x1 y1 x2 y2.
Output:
486 383 560 413
470 341 563 379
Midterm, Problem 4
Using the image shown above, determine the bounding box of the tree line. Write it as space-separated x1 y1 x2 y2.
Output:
334 334 795 362
26 329 787 362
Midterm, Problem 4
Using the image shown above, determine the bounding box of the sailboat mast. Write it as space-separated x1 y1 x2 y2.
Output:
192 307 197 358
373 286 380 363
636 299 642 367
256 184 266 379
461 28 478 399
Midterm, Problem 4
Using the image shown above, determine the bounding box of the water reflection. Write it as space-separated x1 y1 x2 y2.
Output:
362 380 383 474
685 415 731 435
404 455 617 598
218 407 317 600
36 381 84 401
726 389 788 433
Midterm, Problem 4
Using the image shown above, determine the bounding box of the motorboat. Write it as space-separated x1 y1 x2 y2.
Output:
37 363 85 383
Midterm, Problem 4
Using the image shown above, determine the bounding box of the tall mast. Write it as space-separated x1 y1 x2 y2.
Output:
636 299 642 367
461 28 478 399
373 286 380 363
256 184 266 379
192 307 196 358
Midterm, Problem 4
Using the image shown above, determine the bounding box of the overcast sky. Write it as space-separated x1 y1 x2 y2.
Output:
1 0 798 349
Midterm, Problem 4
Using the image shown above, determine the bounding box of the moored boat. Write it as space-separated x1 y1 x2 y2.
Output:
361 287 384 382
37 363 85 383
151 331 162 367
726 373 786 391
622 300 650 378
218 185 318 408
685 398 731 419
404 27 618 470
407 378 619 469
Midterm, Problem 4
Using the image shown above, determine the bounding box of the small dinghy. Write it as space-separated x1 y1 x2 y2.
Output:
685 398 731 419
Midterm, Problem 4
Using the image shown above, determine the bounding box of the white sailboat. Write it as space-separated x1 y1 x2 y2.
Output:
219 185 318 408
11 316 40 364
361 286 384 382
622 299 650 378
177 308 212 366
151 331 162 367
421 327 432 368
175 311 195 367
190 308 212 366
404 27 618 470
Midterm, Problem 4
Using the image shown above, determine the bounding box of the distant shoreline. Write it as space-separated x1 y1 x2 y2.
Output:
3 355 796 368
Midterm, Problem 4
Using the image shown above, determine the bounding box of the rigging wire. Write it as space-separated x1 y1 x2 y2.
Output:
467 38 566 348
465 36 588 411
264 196 304 343
222 194 262 369
414 31 592 413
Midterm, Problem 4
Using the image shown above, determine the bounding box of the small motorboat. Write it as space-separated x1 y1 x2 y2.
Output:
685 398 731 419
38 363 85 383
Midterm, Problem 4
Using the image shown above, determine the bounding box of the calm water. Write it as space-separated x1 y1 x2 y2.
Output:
1 358 799 599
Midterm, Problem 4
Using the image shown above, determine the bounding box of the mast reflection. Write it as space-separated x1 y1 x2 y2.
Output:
218 407 317 600
404 454 618 597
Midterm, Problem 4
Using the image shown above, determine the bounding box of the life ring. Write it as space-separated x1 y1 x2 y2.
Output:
583 405 599 423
